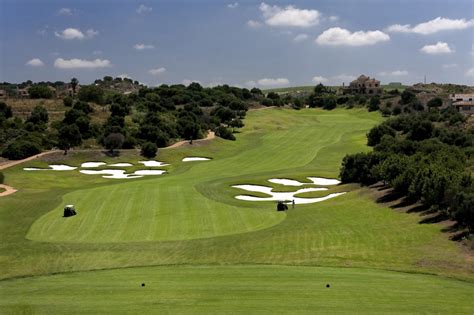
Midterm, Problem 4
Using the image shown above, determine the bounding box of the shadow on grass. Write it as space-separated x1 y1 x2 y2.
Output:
371 183 470 243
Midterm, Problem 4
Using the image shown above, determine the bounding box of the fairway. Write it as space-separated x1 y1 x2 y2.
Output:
1 108 473 313
26 108 378 242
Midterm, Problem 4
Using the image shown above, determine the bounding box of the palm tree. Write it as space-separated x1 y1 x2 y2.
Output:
70 78 78 96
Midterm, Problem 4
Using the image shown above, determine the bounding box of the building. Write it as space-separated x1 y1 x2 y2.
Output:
17 87 30 98
450 93 474 115
344 75 383 95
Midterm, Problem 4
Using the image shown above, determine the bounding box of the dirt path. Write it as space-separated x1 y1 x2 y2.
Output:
0 150 61 171
166 131 215 149
0 184 17 197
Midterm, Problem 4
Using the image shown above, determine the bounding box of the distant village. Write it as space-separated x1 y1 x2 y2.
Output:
0 74 473 115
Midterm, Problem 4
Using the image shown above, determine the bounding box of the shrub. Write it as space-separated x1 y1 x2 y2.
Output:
215 126 235 140
0 171 4 184
28 85 53 99
63 96 73 107
2 140 41 160
78 85 105 104
141 142 158 158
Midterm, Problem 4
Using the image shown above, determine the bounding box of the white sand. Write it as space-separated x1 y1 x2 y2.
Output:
133 170 166 176
138 161 169 167
182 157 211 162
80 169 166 179
80 169 143 179
81 162 106 168
24 165 77 171
232 184 340 205
109 163 133 167
307 177 341 186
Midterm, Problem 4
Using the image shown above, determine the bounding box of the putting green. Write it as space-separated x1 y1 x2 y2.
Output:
26 108 380 242
1 265 473 313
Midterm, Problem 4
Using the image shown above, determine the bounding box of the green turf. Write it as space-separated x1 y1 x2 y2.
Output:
25 108 378 243
1 265 473 314
1 108 473 312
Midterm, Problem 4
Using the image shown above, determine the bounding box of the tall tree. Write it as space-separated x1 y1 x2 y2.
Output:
70 78 79 96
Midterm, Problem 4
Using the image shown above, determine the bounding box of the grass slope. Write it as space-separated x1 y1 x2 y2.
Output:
2 265 473 314
0 108 473 312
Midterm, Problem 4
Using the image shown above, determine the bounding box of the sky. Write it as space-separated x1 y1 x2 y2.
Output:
0 0 473 88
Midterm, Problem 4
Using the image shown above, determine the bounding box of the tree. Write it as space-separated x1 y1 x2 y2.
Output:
427 97 443 109
70 78 79 96
400 90 416 105
0 102 13 119
229 118 244 132
104 133 124 154
367 124 396 146
58 124 82 154
63 96 73 107
28 85 53 99
78 85 104 104
27 105 49 125
2 140 41 160
215 126 235 140
314 83 329 95
141 142 158 158
368 96 381 112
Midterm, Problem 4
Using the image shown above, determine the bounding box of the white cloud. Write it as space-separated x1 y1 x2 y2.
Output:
379 70 408 76
134 43 155 50
420 42 453 54
137 4 152 14
227 2 239 9
58 8 73 16
182 79 201 86
55 28 98 40
442 63 458 69
259 2 321 27
149 67 166 75
312 76 328 84
118 74 130 79
293 33 309 42
316 27 390 46
247 20 262 28
332 74 356 82
465 68 474 77
54 58 111 69
257 78 290 86
386 17 474 35
245 80 257 87
328 16 339 22
26 58 44 67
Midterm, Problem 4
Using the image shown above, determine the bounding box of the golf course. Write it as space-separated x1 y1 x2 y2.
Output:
1 108 473 313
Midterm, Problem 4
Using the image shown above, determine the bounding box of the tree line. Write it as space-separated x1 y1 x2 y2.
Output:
339 108 474 234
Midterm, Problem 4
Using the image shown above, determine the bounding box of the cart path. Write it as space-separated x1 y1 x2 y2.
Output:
0 184 17 197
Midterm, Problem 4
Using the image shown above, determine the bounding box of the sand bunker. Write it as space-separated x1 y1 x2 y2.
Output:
24 164 77 171
80 169 140 179
182 157 211 162
268 177 341 186
109 163 133 167
308 177 341 186
138 161 169 167
80 169 166 179
233 175 346 205
80 162 106 168
133 170 166 176
232 184 345 205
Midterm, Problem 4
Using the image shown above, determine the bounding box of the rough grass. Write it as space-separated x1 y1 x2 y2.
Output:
0 108 473 312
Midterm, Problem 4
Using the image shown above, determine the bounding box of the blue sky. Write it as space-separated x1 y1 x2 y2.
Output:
1 0 473 87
